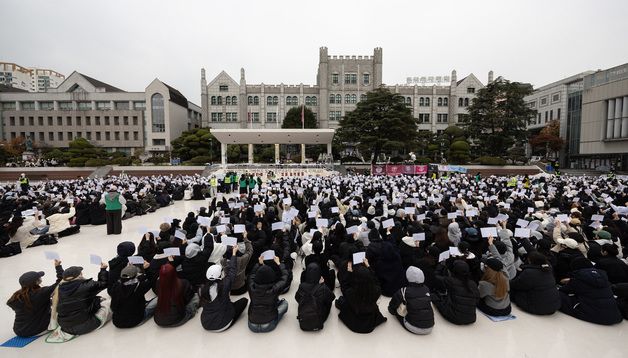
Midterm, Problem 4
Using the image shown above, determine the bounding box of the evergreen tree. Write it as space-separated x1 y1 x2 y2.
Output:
337 88 417 164
282 105 317 128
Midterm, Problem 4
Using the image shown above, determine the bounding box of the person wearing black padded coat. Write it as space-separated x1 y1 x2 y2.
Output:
295 263 335 331
200 248 249 332
388 266 434 335
594 243 628 284
109 264 156 328
510 251 560 315
7 260 64 337
431 260 480 325
247 255 289 333
107 241 135 289
558 257 623 325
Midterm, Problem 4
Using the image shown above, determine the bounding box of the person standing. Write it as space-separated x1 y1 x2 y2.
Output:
100 185 125 235
209 175 218 197
18 173 29 193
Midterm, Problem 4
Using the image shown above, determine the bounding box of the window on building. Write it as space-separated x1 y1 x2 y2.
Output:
211 96 217 105
96 101 111 110
248 96 253 105
405 97 411 105
552 93 560 103
49 132 54 141
40 101 53 110
28 117 34 126
550 110 553 120
133 132 139 140
266 112 277 122
18 117 24 126
124 132 129 140
544 111 548 123
557 108 561 120
332 73 339 84
329 111 342 121
345 94 351 104
443 97 448 106
78 102 92 111
437 114 448 123
47 116 52 126
95 116 101 125
219 85 228 91
123 116 128 125
335 94 341 104
132 116 138 125
152 139 166 146
467 87 475 94
67 132 73 140
537 113 541 123
419 97 425 106
217 96 223 105
8 117 14 126
418 113 430 123
76 132 81 138
1 102 16 110
151 93 165 132
253 96 259 105
286 96 298 106
226 96 232 105
38 117 43 126
252 112 259 122
105 132 111 141
437 97 443 106
363 73 370 85
55 117 61 126
76 117 82 126
38 132 44 142
114 116 119 125
540 97 548 106
96 132 101 141
21 102 35 110
344 73 357 85
65 116 71 126
360 94 367 102
425 97 430 106
329 94 335 104
464 98 469 106
86 132 92 140
115 101 129 110
459 98 464 107
59 101 73 110
133 101 146 111
231 96 237 105
211 112 223 122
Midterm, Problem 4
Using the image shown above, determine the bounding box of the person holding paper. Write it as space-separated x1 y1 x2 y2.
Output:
7 212 44 250
7 259 64 337
154 263 199 327
477 258 511 316
106 241 136 289
180 244 211 287
138 232 158 261
510 251 560 315
100 185 125 235
336 259 387 333
447 222 462 246
48 264 111 339
388 267 434 335
431 260 480 325
247 255 289 333
200 246 249 332
295 263 336 331
304 240 336 292
486 233 516 280
221 235 253 295
109 265 156 328
46 203 79 238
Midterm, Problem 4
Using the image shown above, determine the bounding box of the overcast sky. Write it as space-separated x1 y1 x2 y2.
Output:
2 0 627 104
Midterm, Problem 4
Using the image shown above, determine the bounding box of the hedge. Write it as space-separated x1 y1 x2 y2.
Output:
67 157 88 167
478 156 507 166
85 158 110 167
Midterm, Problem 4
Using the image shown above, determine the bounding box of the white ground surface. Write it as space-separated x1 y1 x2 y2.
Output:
0 199 626 358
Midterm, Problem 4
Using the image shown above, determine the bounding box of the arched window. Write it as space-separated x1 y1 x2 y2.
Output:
273 96 278 105
351 94 357 103
217 96 223 105
248 96 253 105
329 94 336 104
232 96 237 105
406 97 412 105
459 98 464 107
226 96 231 105
419 97 424 106
254 96 259 105
311 96 317 105
335 94 341 103
425 97 430 106
345 94 351 104
443 97 448 106
360 94 367 102
464 98 469 106
211 96 217 105
151 93 165 133
437 97 443 106
267 96 273 105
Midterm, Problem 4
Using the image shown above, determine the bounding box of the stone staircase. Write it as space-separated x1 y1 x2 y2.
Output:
88 165 112 179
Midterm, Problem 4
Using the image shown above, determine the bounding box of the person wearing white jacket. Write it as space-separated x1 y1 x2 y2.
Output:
47 206 76 236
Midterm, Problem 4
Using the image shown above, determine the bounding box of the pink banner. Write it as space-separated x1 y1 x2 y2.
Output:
371 164 428 176
371 164 386 176
386 165 403 176
414 165 428 175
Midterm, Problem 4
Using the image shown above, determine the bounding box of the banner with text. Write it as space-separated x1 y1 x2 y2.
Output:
371 164 428 176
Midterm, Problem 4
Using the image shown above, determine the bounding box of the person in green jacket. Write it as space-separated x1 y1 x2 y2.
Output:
231 173 238 193
224 173 232 194
239 174 248 195
100 185 126 235
249 175 257 192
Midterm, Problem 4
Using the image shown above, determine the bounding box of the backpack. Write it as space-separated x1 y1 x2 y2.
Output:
297 285 323 331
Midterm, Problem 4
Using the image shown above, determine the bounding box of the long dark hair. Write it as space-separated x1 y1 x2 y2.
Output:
346 265 381 314
7 216 25 237
157 264 183 313
7 284 40 310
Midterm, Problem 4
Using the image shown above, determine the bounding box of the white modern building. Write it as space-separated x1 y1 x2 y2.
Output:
201 47 491 136
0 62 66 92
0 72 201 155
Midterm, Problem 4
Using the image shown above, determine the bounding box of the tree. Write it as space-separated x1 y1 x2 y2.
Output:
171 128 215 162
462 79 535 157
529 120 564 159
282 105 317 129
443 126 471 164
337 88 418 164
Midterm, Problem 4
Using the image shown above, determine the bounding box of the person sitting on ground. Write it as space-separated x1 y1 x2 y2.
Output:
109 264 156 328
247 255 289 333
336 258 387 333
477 258 511 316
431 260 480 325
7 260 63 337
200 246 249 332
388 266 434 335
510 251 560 315
295 263 335 331
153 263 199 327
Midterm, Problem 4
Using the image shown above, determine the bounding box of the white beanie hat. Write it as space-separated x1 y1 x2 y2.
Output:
206 264 223 280
406 266 425 284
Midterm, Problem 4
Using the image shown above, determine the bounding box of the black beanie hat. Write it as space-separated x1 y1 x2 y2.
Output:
485 258 504 272
254 265 276 285
117 241 136 257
